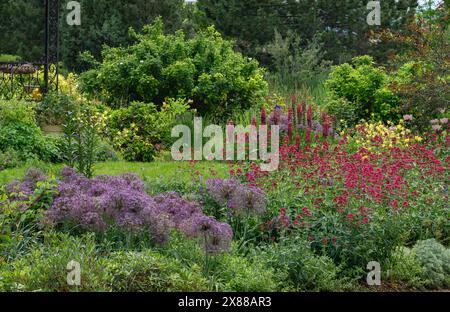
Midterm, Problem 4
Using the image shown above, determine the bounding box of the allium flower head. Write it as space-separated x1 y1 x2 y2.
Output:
228 185 267 216
184 215 233 254
206 178 267 216
205 178 240 206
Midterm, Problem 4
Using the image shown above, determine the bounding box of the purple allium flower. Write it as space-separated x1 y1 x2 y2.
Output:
45 169 172 243
45 168 232 247
205 179 240 206
5 168 47 200
205 178 267 216
153 191 203 227
183 215 233 254
440 118 448 124
228 185 267 216
430 119 439 124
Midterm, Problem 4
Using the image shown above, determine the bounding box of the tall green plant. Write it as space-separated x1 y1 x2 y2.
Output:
62 103 106 178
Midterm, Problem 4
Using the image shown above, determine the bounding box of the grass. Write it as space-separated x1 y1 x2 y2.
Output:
268 77 328 107
0 160 230 186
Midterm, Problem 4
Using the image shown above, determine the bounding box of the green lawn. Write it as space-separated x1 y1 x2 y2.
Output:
0 160 230 185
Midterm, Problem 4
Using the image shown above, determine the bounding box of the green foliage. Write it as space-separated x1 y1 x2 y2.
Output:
412 239 450 289
325 56 400 127
109 99 189 162
0 149 22 171
0 176 58 262
215 251 279 292
0 54 21 62
0 232 106 292
103 250 210 292
385 6 450 131
61 103 107 178
0 100 58 166
384 247 425 289
36 92 78 126
162 233 279 291
197 0 418 65
266 31 331 93
258 237 353 291
79 19 267 120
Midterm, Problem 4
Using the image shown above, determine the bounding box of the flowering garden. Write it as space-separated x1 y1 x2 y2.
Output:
0 2 449 293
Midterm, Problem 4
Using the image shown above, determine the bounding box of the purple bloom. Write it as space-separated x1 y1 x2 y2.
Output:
205 179 240 206
44 168 232 247
183 215 233 254
5 168 47 201
228 185 267 216
205 178 267 216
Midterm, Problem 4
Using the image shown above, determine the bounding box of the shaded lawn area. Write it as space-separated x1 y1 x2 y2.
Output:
0 160 230 186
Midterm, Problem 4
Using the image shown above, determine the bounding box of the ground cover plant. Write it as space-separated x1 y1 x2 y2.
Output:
0 1 449 293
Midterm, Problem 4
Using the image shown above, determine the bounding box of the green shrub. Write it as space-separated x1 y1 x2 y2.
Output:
0 100 57 165
0 149 21 170
162 233 279 291
384 247 425 289
0 54 21 62
108 98 189 161
413 239 450 289
35 92 78 125
0 232 106 292
60 103 107 178
266 30 331 93
79 18 268 120
325 55 400 127
215 252 279 292
258 238 353 291
0 169 58 261
103 249 210 292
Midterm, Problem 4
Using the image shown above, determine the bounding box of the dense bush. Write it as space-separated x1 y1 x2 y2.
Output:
325 56 400 127
384 247 425 289
45 168 232 252
0 100 59 168
258 237 352 291
108 98 189 162
35 92 78 126
0 232 106 292
79 18 268 119
0 169 57 261
266 31 330 92
412 239 450 289
103 250 210 292
374 6 450 132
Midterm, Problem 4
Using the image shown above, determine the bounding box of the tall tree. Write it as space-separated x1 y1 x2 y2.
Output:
196 0 419 64
0 0 191 71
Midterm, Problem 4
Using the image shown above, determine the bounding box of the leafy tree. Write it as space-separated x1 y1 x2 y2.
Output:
197 0 419 64
79 19 268 119
0 0 192 71
0 0 44 62
325 55 400 127
60 0 191 71
378 1 450 131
